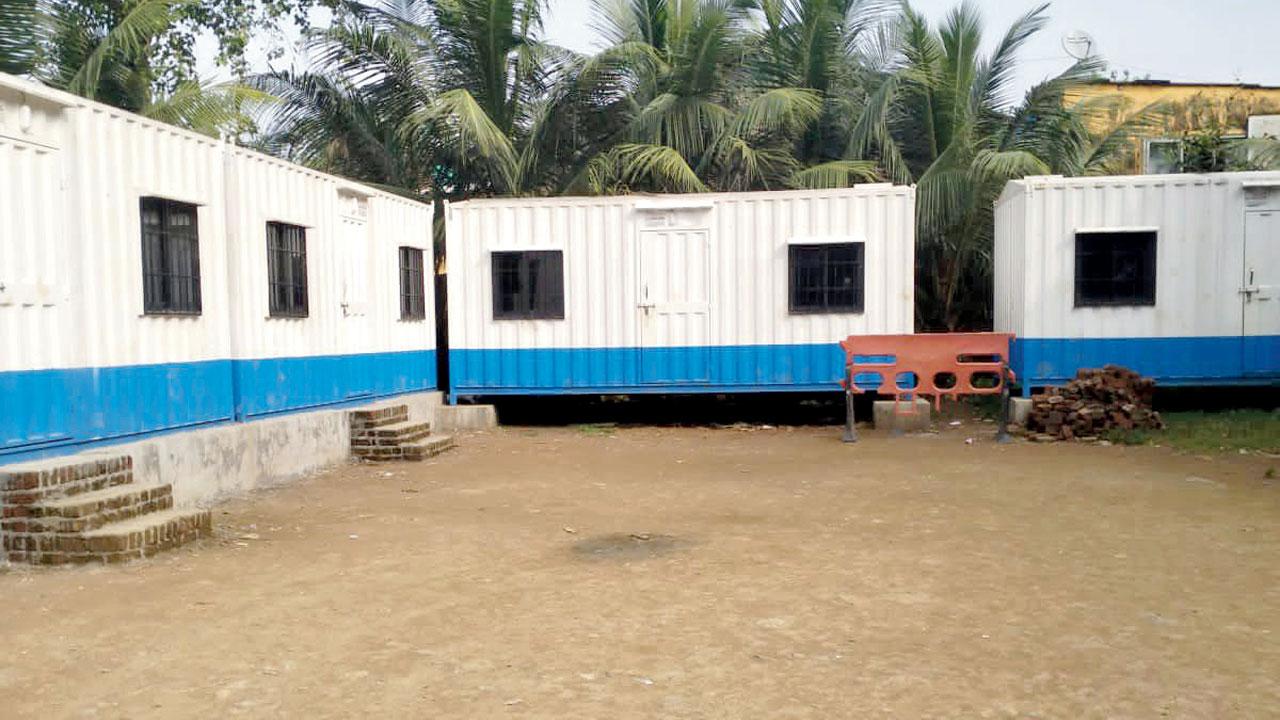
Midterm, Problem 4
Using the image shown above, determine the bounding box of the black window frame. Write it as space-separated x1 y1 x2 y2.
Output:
1074 230 1157 308
399 246 427 321
788 242 865 314
491 250 565 320
140 197 202 316
266 221 310 318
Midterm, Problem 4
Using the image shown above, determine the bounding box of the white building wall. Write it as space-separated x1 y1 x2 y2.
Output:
993 182 1026 338
1002 173 1276 340
224 148 435 362
995 171 1280 391
74 104 232 369
368 193 438 353
446 186 915 393
0 72 436 455
0 85 74 373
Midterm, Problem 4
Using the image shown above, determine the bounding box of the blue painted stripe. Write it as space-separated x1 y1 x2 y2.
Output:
235 349 437 418
1 349 436 459
449 344 848 395
1244 335 1280 377
1 360 236 454
1011 336 1280 393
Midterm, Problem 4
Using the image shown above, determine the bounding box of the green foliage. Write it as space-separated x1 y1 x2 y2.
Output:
0 0 308 133
1178 121 1237 173
1177 122 1280 173
1101 410 1280 453
1101 427 1154 446
1158 411 1280 454
6 0 325 90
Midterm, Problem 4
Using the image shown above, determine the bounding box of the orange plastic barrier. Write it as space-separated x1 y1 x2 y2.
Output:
838 333 1016 442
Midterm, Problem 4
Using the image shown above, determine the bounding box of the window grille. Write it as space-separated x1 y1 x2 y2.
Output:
140 197 201 315
267 222 309 317
788 243 865 314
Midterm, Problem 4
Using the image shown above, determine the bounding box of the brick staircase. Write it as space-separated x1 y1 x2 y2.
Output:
1 455 211 565
350 404 455 462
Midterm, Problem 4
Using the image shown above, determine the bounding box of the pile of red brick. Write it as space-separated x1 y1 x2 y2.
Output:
1027 365 1164 441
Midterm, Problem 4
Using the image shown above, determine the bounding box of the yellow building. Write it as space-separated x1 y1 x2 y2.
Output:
1064 80 1280 173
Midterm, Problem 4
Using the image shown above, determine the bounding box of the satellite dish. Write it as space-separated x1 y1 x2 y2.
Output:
1062 30 1095 60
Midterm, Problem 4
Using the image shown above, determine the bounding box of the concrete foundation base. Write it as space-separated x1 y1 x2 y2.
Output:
9 391 450 510
1010 397 1033 427
434 405 498 431
872 399 933 432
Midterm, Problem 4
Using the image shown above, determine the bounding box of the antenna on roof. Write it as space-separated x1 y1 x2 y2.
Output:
1062 30 1096 61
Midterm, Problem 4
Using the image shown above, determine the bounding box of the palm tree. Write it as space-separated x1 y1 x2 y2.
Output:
0 0 259 134
569 0 883 193
255 0 612 199
849 1 1153 330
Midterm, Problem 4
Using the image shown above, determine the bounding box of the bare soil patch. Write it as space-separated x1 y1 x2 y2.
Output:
1 425 1277 718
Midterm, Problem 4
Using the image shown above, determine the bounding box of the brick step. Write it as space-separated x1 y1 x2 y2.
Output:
3 484 173 534
6 508 214 565
0 456 133 502
352 420 432 446
403 435 456 461
349 405 410 430
354 434 455 462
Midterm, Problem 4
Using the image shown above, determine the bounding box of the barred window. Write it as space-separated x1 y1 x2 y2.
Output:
491 250 564 320
140 197 201 315
788 242 864 314
1075 230 1157 307
266 222 309 318
399 246 426 320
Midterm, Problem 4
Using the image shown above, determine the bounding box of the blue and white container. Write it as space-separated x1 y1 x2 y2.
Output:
445 187 915 398
994 172 1280 394
0 72 436 460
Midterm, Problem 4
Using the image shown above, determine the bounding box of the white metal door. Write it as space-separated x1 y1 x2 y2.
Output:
638 228 710 384
1243 210 1280 375
338 198 373 398
339 214 370 319
0 138 71 449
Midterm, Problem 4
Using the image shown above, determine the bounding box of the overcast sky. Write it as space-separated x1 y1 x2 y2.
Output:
201 0 1280 103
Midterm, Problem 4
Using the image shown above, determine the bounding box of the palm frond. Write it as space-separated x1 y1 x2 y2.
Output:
67 0 182 100
0 0 45 76
1230 137 1280 170
633 92 730 158
613 142 708 192
972 2 1047 108
730 86 822 137
411 87 519 190
141 81 268 136
792 159 879 188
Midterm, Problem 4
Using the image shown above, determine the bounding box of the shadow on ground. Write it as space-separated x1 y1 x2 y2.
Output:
475 392 864 427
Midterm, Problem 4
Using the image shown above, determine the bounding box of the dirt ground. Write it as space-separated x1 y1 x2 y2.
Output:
2 424 1278 719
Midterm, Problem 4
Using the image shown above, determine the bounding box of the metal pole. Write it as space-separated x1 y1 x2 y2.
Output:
996 364 1012 444
842 369 858 443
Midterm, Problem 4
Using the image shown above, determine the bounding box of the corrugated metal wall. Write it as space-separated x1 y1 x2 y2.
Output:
996 172 1280 391
446 186 915 395
993 182 1026 338
0 73 436 457
224 148 436 417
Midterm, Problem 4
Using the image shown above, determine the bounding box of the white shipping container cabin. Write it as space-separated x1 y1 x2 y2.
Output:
446 186 915 398
994 172 1280 395
0 72 436 462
